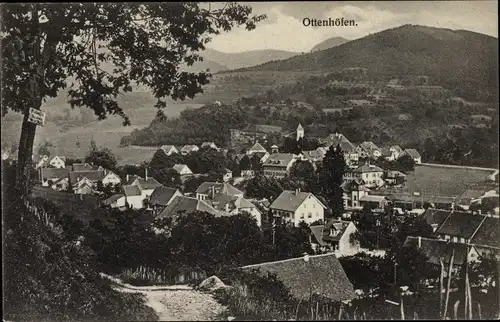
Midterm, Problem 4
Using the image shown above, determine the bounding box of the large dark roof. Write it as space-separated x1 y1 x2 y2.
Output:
241 253 356 302
422 208 451 227
69 170 105 182
404 236 470 266
40 168 70 180
436 211 486 238
150 187 180 206
156 196 221 218
470 217 500 249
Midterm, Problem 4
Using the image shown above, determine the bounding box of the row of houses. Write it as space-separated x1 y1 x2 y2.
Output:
39 162 122 194
160 142 220 156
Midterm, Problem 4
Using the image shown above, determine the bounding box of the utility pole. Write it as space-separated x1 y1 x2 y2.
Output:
272 216 276 246
376 219 381 249
394 262 398 286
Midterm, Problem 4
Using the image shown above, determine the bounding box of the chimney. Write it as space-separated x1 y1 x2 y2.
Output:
418 236 421 248
225 202 230 212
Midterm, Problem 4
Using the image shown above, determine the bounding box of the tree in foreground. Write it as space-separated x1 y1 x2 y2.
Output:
1 2 266 196
85 139 117 170
317 144 346 217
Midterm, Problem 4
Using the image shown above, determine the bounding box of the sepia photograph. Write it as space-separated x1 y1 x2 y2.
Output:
1 1 499 321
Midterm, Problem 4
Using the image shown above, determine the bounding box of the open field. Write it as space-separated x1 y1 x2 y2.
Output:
403 163 496 197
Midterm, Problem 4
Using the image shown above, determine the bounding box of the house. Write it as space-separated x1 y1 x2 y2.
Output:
344 163 384 188
270 189 326 226
208 194 262 227
40 167 70 186
342 178 369 210
400 149 422 164
72 163 95 172
222 168 233 182
404 236 480 272
33 155 49 169
201 142 218 150
69 170 106 186
149 186 183 215
435 211 487 244
310 220 360 256
180 145 199 155
72 177 95 195
320 133 358 165
48 155 66 169
173 164 193 176
102 170 122 186
380 147 391 160
262 153 298 179
156 195 221 219
470 217 500 259
302 147 327 168
123 174 142 186
385 170 406 186
50 177 70 191
388 145 404 161
246 141 267 155
160 145 179 156
356 141 381 160
241 253 356 302
136 176 163 199
359 195 389 212
122 185 146 209
195 182 244 200
102 194 127 210
296 123 304 141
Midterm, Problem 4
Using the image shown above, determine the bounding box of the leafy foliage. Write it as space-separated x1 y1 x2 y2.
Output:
317 145 346 217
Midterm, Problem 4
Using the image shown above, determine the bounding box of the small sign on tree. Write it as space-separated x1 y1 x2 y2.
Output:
27 108 46 126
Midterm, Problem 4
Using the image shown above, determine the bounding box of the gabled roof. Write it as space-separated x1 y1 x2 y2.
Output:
173 164 192 174
422 208 451 227
297 123 303 130
387 170 406 178
359 141 380 152
470 217 500 249
40 168 70 180
195 182 244 196
321 133 356 153
102 194 125 205
122 185 142 197
150 187 181 206
359 195 387 203
322 219 354 242
241 253 356 302
72 163 95 172
210 195 256 212
157 196 220 218
380 147 391 157
248 142 267 154
403 149 421 159
161 145 178 153
263 153 296 167
341 178 368 192
353 163 383 173
201 142 217 148
309 225 329 247
270 190 326 212
136 177 162 190
390 145 404 153
124 174 142 186
180 145 199 152
49 155 66 163
69 170 106 183
404 236 472 266
436 211 486 238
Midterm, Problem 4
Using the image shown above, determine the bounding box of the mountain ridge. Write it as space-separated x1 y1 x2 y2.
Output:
311 36 350 52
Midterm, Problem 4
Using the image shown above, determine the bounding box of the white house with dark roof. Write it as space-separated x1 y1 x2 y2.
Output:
40 167 70 186
122 185 146 209
156 195 221 219
344 163 384 188
102 170 122 186
208 194 262 227
201 142 218 150
180 145 199 155
262 153 299 179
160 145 179 156
149 186 183 214
400 148 422 164
33 155 50 169
356 141 382 160
102 194 127 210
310 219 360 256
388 145 404 161
320 133 358 165
246 141 267 155
270 189 326 226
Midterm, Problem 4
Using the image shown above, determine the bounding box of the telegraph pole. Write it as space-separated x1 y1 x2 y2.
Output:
376 219 381 249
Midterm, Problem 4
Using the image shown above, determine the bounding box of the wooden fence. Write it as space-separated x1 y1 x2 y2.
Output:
121 265 207 286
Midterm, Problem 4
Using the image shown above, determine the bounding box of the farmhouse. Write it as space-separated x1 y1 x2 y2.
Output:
356 141 381 160
302 147 327 168
270 189 326 226
72 177 95 195
388 145 404 161
421 208 452 232
102 194 127 210
435 211 486 244
102 170 122 186
156 195 221 219
320 133 358 165
40 167 70 186
122 185 146 209
241 253 356 303
385 170 406 186
262 153 298 179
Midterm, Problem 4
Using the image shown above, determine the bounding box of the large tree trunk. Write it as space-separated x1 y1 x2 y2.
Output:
15 108 38 196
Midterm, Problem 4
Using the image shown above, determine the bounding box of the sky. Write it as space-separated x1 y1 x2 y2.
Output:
205 1 498 53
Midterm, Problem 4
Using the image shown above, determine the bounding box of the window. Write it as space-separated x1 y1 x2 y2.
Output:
353 195 357 201
308 212 312 218
300 213 304 219
313 203 316 208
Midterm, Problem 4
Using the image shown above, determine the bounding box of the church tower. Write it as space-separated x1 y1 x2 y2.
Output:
296 123 304 141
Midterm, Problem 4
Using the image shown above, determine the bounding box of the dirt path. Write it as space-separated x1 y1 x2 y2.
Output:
102 273 227 321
